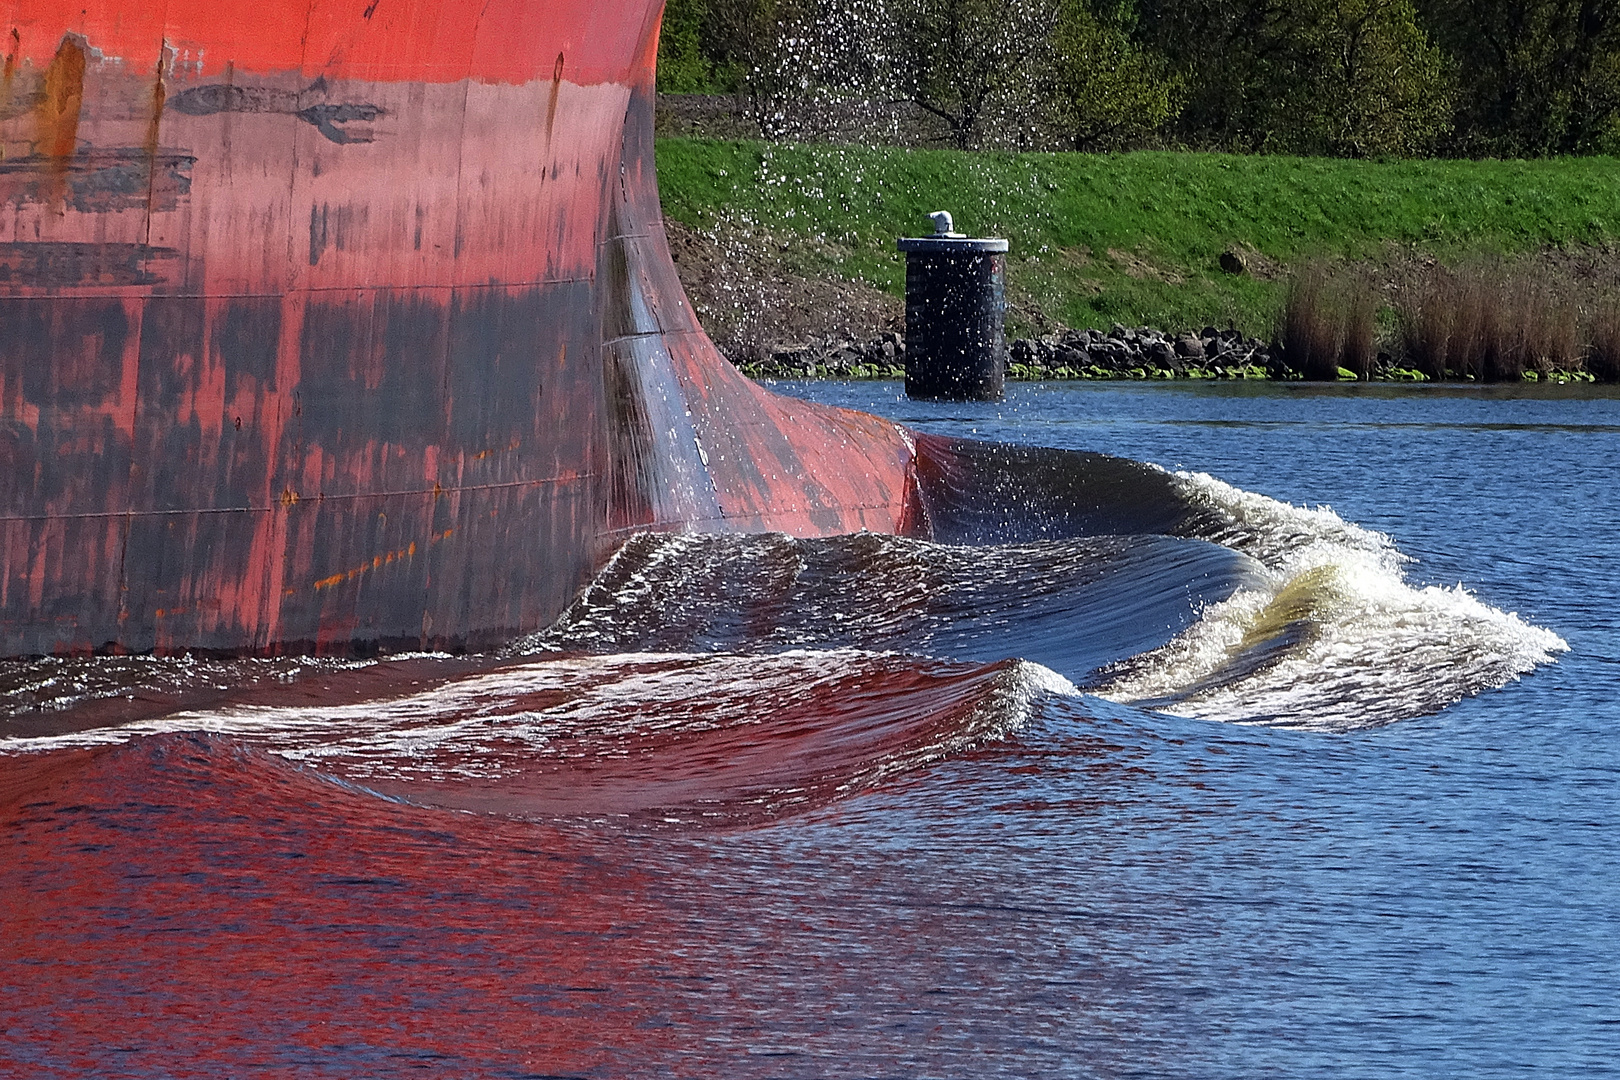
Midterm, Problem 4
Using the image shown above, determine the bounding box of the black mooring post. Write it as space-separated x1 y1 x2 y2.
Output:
899 212 1008 401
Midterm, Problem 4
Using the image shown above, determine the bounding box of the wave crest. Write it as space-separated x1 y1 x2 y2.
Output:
1095 471 1568 731
2 650 1073 827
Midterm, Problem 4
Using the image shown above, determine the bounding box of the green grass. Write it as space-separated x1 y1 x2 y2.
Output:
655 137 1620 338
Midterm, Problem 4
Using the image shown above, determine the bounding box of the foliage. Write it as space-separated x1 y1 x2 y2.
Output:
1045 0 1179 151
1286 0 1453 157
664 0 1620 156
749 0 1061 149
749 0 1181 151
751 0 909 140
1416 0 1620 157
1132 0 1451 156
657 0 713 93
657 0 777 93
886 0 1057 149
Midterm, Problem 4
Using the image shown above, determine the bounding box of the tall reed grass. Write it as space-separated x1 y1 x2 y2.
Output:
1279 261 1601 382
1398 270 1455 380
1589 301 1620 383
1394 264 1583 381
1280 265 1377 380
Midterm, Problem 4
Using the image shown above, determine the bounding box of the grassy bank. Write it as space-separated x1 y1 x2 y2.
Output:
654 138 1620 345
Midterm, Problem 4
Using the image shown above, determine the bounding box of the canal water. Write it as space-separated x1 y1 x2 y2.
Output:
3 381 1615 1077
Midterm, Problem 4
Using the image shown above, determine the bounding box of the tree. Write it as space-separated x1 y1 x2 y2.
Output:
1285 0 1453 157
753 0 1067 149
1415 0 1620 156
658 0 778 94
1133 0 1452 156
658 0 714 92
888 0 1061 149
1130 0 1286 149
751 0 912 140
1046 0 1178 151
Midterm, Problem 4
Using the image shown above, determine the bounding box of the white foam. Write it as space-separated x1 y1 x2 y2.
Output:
1014 660 1081 700
1095 472 1568 731
0 650 1072 785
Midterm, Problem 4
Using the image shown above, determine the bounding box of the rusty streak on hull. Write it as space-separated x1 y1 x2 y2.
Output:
0 0 923 657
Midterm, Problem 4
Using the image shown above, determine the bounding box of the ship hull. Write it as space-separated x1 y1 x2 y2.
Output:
0 0 918 655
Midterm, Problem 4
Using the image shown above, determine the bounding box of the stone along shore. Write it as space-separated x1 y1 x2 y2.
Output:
732 325 1280 381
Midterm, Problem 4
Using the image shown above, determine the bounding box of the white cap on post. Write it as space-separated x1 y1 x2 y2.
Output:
928 210 965 238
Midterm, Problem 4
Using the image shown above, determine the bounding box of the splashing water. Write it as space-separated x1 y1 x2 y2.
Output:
1095 471 1568 731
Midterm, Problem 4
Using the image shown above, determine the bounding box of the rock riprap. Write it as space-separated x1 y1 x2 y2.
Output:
731 326 1279 381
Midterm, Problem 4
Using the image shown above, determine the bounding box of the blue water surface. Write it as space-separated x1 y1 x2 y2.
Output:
717 379 1620 1077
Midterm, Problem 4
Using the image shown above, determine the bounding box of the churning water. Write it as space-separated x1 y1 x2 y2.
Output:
3 381 1616 1076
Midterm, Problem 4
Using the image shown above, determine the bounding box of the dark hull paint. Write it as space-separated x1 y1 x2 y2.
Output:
0 1 920 656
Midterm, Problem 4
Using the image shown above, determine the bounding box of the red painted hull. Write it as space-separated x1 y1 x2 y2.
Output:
0 0 918 656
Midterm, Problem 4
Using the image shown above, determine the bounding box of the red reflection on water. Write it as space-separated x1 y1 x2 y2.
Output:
1 736 687 1075
0 652 1041 1074
348 654 1028 824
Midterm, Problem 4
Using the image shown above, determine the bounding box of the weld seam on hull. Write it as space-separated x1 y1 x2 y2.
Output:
0 278 600 300
0 476 593 522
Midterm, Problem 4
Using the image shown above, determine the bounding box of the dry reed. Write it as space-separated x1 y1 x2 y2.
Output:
1515 280 1579 377
1589 301 1620 382
1342 277 1378 380
1399 271 1452 381
1280 264 1378 380
1396 264 1581 381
